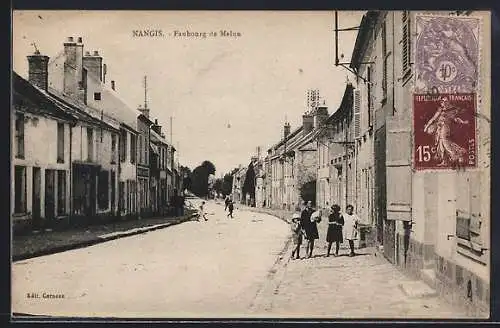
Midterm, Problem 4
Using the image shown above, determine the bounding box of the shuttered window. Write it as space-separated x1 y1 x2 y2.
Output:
353 89 361 139
367 66 373 128
15 113 25 159
382 20 388 99
402 11 411 77
456 171 486 262
57 123 65 163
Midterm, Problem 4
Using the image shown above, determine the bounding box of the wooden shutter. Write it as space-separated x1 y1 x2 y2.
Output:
386 117 412 221
353 89 361 139
456 171 484 255
402 11 411 76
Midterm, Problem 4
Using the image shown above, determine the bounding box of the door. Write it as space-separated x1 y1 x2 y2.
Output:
111 170 116 214
385 115 412 263
44 170 55 220
32 167 41 226
374 127 387 245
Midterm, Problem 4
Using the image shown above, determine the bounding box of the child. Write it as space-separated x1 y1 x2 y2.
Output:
199 201 208 221
227 200 234 218
290 212 303 260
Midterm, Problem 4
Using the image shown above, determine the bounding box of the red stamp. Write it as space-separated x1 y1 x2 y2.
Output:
413 93 476 170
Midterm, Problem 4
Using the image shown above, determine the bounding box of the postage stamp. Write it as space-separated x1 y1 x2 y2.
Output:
415 15 481 94
413 93 476 170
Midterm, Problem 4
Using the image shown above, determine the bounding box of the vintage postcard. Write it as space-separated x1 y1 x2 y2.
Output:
11 10 491 320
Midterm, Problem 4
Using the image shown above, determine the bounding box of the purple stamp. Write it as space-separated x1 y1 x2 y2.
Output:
415 15 481 94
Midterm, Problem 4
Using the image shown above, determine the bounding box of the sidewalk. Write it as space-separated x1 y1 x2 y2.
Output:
241 205 468 319
12 211 196 261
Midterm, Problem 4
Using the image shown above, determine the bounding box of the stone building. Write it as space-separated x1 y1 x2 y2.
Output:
316 84 356 213
349 10 490 316
12 71 76 231
231 165 247 204
265 106 326 211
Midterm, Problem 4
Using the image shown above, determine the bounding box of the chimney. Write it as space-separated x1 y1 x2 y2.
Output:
103 64 107 83
283 122 291 139
314 106 329 129
63 36 84 97
82 50 103 81
111 80 115 90
302 113 314 135
138 106 150 119
27 50 50 91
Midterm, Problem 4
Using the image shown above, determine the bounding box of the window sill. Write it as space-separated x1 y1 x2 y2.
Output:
457 238 487 265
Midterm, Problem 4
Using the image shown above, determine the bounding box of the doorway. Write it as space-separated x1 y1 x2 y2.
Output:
32 167 41 227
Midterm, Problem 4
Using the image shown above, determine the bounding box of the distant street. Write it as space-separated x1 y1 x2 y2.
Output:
12 201 290 318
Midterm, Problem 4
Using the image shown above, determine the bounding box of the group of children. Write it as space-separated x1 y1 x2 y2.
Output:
290 203 360 259
196 197 235 222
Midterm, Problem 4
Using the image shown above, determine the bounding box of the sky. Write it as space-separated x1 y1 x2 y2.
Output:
13 10 364 176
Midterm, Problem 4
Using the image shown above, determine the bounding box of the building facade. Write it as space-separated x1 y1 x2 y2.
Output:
349 11 490 316
12 71 75 231
316 84 356 213
266 106 325 211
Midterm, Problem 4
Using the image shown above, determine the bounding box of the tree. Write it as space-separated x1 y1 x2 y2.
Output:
300 180 317 206
213 178 223 196
201 160 216 175
190 160 217 197
222 173 233 197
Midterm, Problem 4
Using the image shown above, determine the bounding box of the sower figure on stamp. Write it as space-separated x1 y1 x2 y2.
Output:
423 97 469 166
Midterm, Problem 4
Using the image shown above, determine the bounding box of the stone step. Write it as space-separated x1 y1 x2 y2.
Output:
398 279 438 299
420 268 437 290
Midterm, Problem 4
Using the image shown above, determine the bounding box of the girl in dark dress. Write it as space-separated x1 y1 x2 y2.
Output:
326 204 344 257
301 201 320 258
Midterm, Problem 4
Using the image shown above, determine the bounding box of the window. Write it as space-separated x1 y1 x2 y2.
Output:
94 92 101 101
111 134 117 164
15 113 25 159
120 130 127 163
456 171 486 263
14 166 26 213
119 181 125 212
402 11 411 78
82 69 88 105
367 66 373 128
130 134 136 164
144 136 149 165
57 170 66 215
382 20 388 100
87 128 94 161
98 170 109 210
57 122 65 163
138 135 143 164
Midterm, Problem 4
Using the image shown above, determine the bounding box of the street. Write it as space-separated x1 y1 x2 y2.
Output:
12 200 290 318
12 201 466 319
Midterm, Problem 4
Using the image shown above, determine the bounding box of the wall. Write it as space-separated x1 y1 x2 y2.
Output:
385 10 491 317
11 112 71 219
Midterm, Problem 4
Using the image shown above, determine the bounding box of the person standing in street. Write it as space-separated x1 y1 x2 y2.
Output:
224 196 230 211
300 201 319 259
199 201 208 221
343 204 360 257
326 204 344 257
227 200 234 218
290 210 303 260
